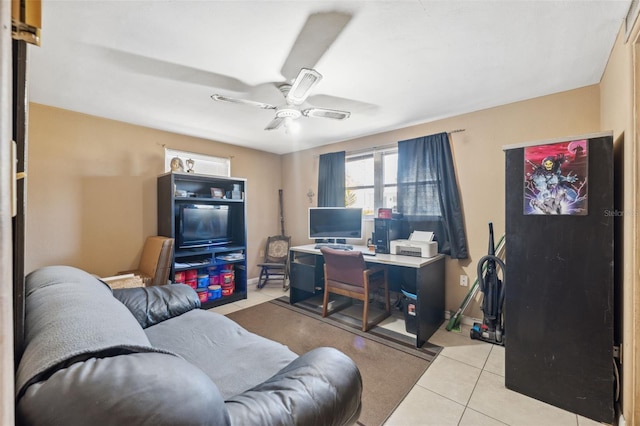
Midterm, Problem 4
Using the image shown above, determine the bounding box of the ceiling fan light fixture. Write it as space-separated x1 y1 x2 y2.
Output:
275 107 302 120
287 68 322 104
284 117 301 134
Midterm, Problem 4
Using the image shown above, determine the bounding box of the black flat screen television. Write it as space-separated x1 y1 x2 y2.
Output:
308 207 363 240
178 204 230 248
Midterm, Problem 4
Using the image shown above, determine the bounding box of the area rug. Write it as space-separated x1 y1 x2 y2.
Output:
226 300 440 426
271 295 442 359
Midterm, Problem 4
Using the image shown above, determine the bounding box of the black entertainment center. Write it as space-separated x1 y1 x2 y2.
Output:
157 172 248 309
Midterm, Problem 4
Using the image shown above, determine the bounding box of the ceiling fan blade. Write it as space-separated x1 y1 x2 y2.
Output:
303 108 351 120
307 94 378 114
265 117 285 131
280 11 352 81
286 68 322 105
97 46 252 92
211 94 276 110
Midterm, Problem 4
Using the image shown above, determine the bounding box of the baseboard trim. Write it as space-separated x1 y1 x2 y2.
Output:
616 402 625 426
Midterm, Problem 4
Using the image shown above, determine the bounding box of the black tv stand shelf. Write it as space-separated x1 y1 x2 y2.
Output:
174 196 244 203
175 245 246 256
157 172 248 309
173 248 246 273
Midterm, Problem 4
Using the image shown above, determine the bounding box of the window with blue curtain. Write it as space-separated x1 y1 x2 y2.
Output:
397 132 468 259
317 151 346 207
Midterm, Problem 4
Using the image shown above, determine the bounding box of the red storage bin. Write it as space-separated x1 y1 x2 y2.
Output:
196 288 208 303
220 269 234 296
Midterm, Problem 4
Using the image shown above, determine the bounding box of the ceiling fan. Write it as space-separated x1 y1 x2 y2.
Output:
211 67 351 131
99 11 361 132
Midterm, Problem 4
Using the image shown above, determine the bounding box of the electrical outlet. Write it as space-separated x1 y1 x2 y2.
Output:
460 274 469 286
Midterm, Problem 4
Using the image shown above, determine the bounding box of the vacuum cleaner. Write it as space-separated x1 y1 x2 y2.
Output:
470 223 507 345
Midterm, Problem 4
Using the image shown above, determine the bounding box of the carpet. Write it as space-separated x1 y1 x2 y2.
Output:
271 295 442 359
226 300 441 426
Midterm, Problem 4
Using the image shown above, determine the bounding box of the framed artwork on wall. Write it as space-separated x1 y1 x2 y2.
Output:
210 187 224 198
523 139 588 215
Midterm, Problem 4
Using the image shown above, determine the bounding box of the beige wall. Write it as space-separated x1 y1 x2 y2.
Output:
26 104 283 278
600 20 640 425
282 85 600 320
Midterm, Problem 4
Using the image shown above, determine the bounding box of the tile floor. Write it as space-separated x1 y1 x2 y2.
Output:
211 283 605 426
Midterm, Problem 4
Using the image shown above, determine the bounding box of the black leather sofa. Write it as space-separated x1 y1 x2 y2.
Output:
16 266 362 425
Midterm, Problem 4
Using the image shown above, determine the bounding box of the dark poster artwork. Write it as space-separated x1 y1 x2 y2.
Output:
523 140 588 215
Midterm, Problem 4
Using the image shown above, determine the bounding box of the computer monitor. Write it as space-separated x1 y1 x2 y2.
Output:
308 207 363 241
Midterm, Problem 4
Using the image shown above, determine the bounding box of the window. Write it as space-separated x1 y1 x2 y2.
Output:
165 148 230 177
345 148 397 216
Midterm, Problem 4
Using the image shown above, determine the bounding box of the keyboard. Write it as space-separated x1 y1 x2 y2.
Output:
314 243 353 250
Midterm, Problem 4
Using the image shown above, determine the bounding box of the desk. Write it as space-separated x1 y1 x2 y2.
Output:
289 245 445 347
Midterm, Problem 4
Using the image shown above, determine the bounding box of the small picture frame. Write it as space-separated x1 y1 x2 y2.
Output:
210 187 224 198
378 208 392 219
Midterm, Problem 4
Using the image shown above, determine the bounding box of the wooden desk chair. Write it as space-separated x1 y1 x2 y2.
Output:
257 235 291 290
118 236 174 287
320 247 390 331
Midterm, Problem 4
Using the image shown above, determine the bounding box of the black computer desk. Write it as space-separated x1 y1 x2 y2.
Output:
288 244 445 348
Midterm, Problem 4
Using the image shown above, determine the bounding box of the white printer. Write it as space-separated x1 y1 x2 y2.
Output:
390 231 438 258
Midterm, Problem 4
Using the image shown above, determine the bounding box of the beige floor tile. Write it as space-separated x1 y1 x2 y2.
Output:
429 329 492 369
253 282 289 298
416 355 482 405
429 326 473 347
384 386 465 426
233 291 273 309
484 345 505 377
468 370 578 426
577 414 604 425
459 408 508 426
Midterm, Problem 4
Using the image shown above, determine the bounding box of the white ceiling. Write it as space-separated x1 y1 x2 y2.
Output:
28 0 632 155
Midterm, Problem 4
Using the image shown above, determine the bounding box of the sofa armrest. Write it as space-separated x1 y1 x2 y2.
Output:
225 347 362 426
113 284 200 328
18 353 230 426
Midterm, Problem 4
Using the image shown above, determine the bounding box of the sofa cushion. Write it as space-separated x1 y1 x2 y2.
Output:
112 284 200 328
144 309 298 399
226 347 363 425
17 266 176 398
18 352 230 426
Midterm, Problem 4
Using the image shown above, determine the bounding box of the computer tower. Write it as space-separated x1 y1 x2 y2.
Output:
373 218 404 254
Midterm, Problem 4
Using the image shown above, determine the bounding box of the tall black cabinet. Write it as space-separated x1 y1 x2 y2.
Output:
504 132 614 423
12 39 28 364
157 172 247 308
